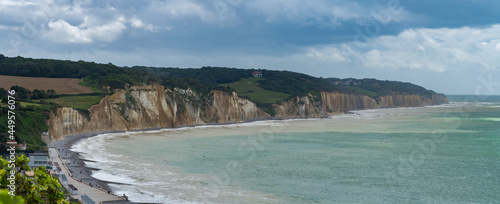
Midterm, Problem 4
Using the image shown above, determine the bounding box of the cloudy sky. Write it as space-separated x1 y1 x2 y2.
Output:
1 0 499 94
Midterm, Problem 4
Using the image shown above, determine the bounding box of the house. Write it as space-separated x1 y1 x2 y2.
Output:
17 140 27 150
334 81 342 85
26 152 49 168
6 140 17 147
60 174 68 188
68 184 78 195
81 194 95 204
6 140 27 150
252 71 263 78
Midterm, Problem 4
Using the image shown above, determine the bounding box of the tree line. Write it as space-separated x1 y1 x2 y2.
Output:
0 86 57 101
1 54 437 99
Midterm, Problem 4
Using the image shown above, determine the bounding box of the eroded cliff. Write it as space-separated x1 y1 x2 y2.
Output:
48 85 269 140
48 85 448 140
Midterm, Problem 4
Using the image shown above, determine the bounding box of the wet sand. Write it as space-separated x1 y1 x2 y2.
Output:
52 131 126 193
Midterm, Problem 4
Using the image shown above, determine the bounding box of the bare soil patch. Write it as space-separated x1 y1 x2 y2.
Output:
0 75 93 94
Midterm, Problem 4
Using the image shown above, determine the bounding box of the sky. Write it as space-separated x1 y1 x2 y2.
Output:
1 0 500 95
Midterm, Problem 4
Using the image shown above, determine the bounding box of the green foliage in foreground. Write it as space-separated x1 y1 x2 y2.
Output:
220 78 291 104
0 155 69 204
0 189 24 204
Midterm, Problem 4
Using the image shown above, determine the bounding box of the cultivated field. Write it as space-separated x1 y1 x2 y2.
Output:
0 75 93 94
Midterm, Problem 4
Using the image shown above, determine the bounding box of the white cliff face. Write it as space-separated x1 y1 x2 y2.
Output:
48 85 448 140
48 85 270 140
276 92 448 118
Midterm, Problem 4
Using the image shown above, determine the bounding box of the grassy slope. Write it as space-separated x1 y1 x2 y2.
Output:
45 95 103 110
342 86 379 98
19 101 42 107
0 107 48 152
220 78 290 104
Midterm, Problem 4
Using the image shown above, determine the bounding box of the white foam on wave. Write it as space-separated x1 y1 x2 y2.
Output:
480 118 500 122
70 133 123 163
91 170 136 184
109 183 204 204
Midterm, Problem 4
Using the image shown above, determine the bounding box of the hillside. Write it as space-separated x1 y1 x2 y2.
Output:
0 55 438 100
219 78 290 104
0 55 448 147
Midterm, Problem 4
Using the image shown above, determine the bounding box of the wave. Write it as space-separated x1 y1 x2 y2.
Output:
481 118 500 122
91 170 136 184
439 117 500 122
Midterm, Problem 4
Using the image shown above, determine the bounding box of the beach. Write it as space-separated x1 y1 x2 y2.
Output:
51 100 500 203
50 120 276 196
56 100 500 203
52 131 126 193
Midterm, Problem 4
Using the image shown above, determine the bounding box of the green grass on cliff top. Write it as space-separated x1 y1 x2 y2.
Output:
220 78 290 104
46 95 104 110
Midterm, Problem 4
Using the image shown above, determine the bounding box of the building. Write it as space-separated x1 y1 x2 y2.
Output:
26 152 49 167
68 184 78 195
5 140 27 150
17 140 27 150
6 140 17 147
252 71 263 78
60 174 68 188
81 194 95 204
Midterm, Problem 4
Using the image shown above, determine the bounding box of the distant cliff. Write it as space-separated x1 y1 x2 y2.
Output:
47 85 447 140
276 92 448 118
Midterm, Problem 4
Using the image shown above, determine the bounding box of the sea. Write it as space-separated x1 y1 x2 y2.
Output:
71 95 500 203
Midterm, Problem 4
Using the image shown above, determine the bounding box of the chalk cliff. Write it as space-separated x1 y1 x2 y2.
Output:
47 85 448 140
48 85 270 140
275 92 448 118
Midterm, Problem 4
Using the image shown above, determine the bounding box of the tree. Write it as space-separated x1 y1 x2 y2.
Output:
0 88 5 100
9 86 31 99
31 89 42 100
0 155 69 204
0 190 24 204
46 90 57 98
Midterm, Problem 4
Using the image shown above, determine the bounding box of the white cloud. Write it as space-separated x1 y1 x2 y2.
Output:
0 0 35 8
0 25 19 31
129 16 157 32
306 47 349 63
245 0 408 27
0 0 153 43
151 0 217 23
307 25 500 72
43 16 127 43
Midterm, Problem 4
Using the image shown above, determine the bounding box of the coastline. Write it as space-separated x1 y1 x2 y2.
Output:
51 117 311 194
52 104 446 196
53 131 126 193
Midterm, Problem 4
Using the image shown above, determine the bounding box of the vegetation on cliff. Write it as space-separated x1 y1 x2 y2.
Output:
219 78 290 104
0 106 49 152
0 55 445 144
1 55 438 99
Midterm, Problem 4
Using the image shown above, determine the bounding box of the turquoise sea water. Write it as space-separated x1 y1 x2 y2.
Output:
72 95 500 203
